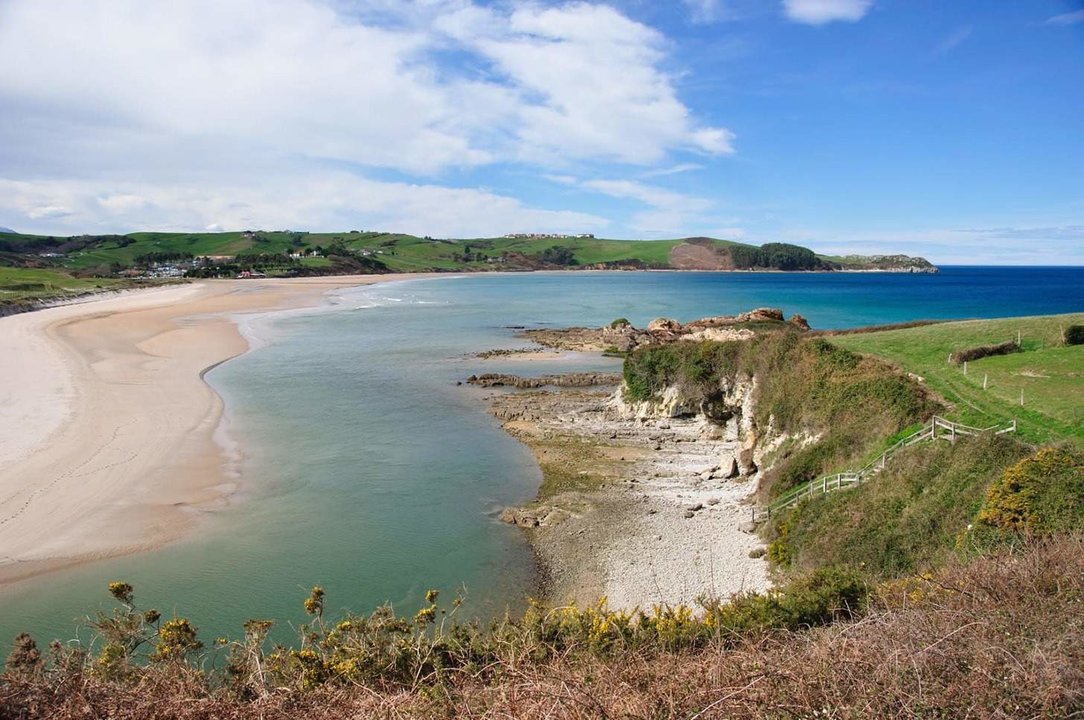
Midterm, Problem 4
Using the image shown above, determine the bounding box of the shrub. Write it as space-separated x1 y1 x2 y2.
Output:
1065 324 1084 345
538 246 576 265
949 340 1019 364
967 446 1084 549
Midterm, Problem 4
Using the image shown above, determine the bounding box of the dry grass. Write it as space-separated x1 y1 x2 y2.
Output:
4 536 1081 719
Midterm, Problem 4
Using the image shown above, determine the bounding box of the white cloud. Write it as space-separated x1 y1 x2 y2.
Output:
97 194 149 214
0 0 732 234
784 226 1084 265
640 163 704 178
782 0 873 25
583 179 713 213
581 179 717 235
682 0 726 24
0 176 608 238
1046 10 1084 25
934 26 972 56
26 205 72 220
444 3 735 164
0 0 729 172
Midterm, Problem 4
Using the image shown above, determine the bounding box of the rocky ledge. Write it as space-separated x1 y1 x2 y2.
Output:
466 372 622 389
522 307 809 353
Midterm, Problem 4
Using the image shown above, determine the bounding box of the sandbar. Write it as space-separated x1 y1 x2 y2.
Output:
0 275 437 586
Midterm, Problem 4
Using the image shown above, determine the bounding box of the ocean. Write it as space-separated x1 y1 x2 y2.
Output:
2 266 1082 646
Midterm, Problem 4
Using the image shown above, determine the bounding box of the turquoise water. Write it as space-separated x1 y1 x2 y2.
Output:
2 267 1082 647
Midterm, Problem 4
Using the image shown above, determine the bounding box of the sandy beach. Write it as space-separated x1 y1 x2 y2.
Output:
0 275 432 586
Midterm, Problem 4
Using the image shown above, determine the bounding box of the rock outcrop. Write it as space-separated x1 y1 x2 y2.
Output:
522 308 805 353
467 372 622 389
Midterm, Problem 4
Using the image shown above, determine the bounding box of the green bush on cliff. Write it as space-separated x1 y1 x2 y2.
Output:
623 331 936 496
966 445 1084 549
622 341 740 402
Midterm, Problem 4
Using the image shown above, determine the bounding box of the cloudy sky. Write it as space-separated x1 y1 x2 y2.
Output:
1 0 1082 264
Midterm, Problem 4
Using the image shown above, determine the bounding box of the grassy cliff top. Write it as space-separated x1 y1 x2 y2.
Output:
829 313 1084 446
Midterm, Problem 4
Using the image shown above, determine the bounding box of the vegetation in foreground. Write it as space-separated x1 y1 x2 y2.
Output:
2 536 1080 719
3 317 1080 717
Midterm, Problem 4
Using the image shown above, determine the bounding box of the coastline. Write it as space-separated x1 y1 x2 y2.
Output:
0 274 446 588
480 378 771 610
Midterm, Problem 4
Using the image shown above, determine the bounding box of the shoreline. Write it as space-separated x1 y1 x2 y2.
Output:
0 274 447 588
480 379 771 609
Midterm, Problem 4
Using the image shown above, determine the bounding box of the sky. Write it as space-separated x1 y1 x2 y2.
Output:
0 0 1082 264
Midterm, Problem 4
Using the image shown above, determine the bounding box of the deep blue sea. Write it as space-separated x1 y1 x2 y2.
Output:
2 267 1081 647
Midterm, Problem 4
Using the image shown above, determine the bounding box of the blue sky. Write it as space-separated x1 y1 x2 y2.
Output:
0 0 1081 263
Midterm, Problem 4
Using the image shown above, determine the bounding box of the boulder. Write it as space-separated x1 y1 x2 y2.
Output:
499 507 541 527
724 458 740 479
647 317 683 333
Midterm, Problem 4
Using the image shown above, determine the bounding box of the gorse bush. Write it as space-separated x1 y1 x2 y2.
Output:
2 568 869 701
1064 324 1084 345
967 445 1084 548
622 340 740 402
4 538 1081 718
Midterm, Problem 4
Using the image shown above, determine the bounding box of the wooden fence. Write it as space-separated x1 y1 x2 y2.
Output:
750 416 1016 522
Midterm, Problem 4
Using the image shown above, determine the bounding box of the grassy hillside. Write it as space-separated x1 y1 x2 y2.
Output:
764 315 1083 589
769 434 1032 576
0 229 932 276
830 313 1084 446
621 320 1083 589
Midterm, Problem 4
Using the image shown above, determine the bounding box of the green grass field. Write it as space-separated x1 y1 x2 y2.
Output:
0 267 135 305
831 313 1084 446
